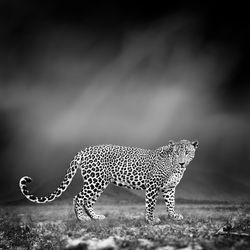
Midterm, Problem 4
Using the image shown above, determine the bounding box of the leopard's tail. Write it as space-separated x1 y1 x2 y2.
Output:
19 151 83 203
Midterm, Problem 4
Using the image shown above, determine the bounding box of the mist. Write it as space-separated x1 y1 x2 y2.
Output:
0 2 250 202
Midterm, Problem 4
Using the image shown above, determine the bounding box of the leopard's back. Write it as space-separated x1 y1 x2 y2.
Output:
81 144 154 190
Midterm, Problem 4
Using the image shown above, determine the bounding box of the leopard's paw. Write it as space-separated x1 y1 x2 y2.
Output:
93 214 106 220
169 212 183 220
76 215 91 221
145 216 161 225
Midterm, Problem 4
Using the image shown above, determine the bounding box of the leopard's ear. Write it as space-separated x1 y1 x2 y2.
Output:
192 140 199 149
159 142 174 158
164 140 175 151
169 140 174 145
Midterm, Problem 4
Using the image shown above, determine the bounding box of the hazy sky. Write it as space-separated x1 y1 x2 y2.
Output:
0 2 250 202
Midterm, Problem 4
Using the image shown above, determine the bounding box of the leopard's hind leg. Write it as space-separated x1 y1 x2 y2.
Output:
74 180 109 220
73 195 90 221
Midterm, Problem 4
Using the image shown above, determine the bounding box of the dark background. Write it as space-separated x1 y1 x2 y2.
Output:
0 1 250 203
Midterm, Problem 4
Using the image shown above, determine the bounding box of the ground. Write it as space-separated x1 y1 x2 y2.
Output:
0 202 250 249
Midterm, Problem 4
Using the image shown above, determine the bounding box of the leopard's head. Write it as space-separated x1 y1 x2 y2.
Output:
171 139 198 169
158 139 198 169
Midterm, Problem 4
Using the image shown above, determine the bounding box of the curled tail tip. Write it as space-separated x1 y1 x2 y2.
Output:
20 176 32 185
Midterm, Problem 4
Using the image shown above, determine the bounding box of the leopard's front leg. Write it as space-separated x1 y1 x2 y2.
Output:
145 183 160 224
162 186 183 220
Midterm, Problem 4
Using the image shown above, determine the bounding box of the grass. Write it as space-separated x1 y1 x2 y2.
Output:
0 203 250 249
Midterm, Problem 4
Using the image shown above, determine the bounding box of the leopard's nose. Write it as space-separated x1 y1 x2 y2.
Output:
179 162 185 167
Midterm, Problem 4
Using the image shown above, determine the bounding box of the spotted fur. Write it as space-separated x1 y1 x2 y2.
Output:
19 139 198 223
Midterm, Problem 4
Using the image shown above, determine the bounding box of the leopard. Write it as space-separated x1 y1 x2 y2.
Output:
19 139 198 223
